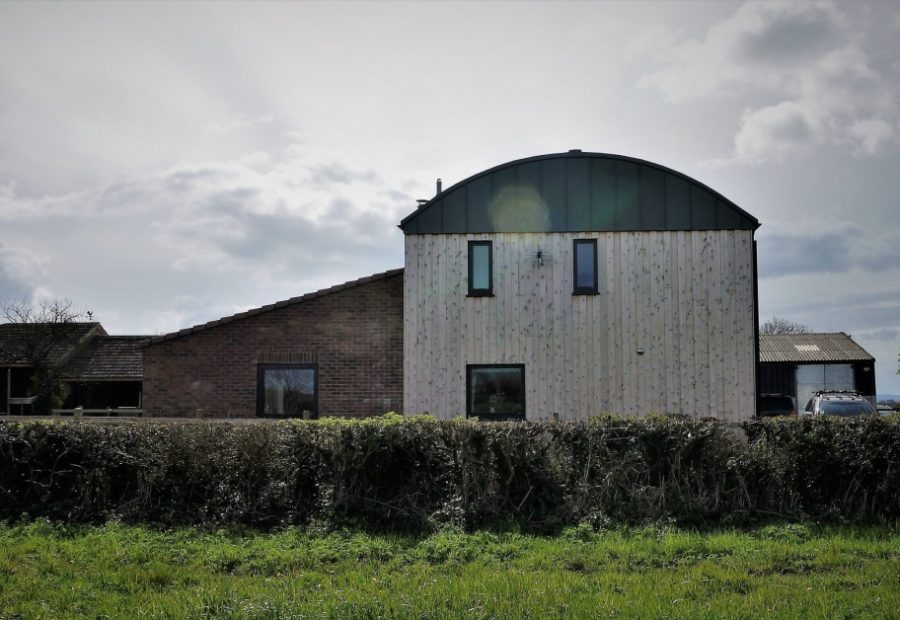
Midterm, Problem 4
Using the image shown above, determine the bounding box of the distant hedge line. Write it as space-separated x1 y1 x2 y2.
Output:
1 415 898 531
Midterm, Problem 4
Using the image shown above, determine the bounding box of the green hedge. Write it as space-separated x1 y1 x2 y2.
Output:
1 415 898 531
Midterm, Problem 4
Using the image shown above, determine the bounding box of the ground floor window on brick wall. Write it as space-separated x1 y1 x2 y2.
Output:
257 364 318 418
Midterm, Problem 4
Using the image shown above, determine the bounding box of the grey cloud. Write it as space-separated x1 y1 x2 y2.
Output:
829 290 900 308
163 167 226 193
0 274 30 303
732 101 820 164
853 233 900 273
95 181 153 214
381 188 414 204
210 208 398 266
758 225 900 280
205 113 276 133
642 1 900 166
196 187 262 215
825 305 900 333
858 328 899 342
348 209 397 239
758 228 851 278
152 183 400 270
734 3 843 65
308 163 379 188
0 242 45 300
764 290 900 333
2 130 406 334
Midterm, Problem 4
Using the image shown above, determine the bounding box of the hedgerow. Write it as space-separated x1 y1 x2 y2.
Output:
0 414 898 531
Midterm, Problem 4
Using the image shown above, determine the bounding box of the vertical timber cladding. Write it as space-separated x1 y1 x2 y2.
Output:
403 231 757 421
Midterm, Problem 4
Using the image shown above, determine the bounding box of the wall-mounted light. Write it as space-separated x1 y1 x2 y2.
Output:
536 249 544 267
637 347 645 355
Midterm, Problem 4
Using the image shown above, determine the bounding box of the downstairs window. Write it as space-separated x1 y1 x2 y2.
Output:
257 364 318 418
466 364 525 420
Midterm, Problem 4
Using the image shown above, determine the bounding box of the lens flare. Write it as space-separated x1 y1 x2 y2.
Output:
489 186 549 232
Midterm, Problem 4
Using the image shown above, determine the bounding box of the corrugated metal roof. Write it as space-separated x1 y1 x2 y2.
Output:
60 336 148 380
399 151 759 235
146 268 403 345
759 332 875 363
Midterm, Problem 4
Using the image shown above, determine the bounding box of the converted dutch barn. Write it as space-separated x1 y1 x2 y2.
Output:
759 332 876 409
141 270 403 418
400 151 760 421
138 150 760 421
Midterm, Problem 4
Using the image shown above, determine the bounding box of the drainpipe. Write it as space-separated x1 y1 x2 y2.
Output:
753 238 760 418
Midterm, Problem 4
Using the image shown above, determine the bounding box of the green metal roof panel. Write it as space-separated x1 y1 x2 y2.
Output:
466 176 491 231
442 186 466 233
639 167 666 230
664 175 692 229
399 151 759 234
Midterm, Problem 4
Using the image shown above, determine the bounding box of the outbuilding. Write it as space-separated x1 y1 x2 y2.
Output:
759 332 876 409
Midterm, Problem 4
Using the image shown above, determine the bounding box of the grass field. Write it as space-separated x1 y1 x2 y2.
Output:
1 522 898 619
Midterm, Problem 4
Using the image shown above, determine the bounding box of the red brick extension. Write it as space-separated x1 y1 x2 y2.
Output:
142 270 403 418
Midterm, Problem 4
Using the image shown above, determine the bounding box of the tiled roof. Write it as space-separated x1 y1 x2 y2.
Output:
759 332 875 363
0 322 105 367
60 335 148 380
146 268 404 345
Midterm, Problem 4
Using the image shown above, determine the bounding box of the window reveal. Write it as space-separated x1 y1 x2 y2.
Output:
466 364 525 420
573 239 598 295
257 364 318 418
468 241 493 296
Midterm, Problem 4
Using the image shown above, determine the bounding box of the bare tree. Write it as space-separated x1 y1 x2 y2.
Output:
760 316 811 335
1 298 92 413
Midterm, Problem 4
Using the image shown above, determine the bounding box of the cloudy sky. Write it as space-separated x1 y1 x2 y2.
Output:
1 1 899 395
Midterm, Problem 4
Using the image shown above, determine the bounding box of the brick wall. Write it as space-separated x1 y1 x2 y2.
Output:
142 272 403 418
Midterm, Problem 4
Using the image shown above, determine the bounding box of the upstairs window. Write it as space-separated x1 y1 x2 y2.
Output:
257 364 318 418
573 239 598 295
468 240 493 296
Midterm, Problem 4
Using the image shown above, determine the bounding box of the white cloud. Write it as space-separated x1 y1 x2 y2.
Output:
0 242 48 295
639 1 899 166
848 118 897 155
205 113 276 133
0 141 411 333
733 101 822 164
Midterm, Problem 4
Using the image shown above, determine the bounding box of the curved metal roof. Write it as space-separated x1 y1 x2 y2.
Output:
399 151 759 235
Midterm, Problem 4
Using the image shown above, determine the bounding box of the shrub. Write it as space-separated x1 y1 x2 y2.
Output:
742 416 900 521
1 415 898 531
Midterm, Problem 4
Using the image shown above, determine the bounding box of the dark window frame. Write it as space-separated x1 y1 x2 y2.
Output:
256 363 319 419
573 238 599 295
467 240 493 297
465 363 526 421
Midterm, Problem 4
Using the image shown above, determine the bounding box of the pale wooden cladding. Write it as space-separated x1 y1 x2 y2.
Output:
404 231 756 422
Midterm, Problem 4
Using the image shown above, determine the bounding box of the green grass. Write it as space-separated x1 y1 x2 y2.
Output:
1 522 898 619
